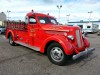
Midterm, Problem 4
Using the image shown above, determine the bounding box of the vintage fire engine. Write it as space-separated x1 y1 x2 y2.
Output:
6 10 95 65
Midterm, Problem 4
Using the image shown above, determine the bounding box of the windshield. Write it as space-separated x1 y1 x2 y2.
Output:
37 16 58 25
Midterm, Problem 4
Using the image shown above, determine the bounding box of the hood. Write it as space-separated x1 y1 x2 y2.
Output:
41 24 80 32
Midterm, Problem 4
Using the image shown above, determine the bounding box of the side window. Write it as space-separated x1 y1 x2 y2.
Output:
29 17 36 24
87 26 91 28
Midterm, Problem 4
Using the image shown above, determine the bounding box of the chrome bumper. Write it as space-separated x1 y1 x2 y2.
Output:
73 48 95 60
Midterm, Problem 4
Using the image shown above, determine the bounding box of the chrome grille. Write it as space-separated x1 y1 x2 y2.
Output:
76 30 81 47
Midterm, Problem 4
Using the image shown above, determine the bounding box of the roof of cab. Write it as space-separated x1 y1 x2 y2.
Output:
26 12 55 19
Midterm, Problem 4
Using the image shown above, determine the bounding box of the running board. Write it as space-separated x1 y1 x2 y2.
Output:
15 41 40 51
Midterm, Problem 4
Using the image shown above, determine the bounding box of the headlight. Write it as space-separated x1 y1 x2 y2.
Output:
67 35 74 40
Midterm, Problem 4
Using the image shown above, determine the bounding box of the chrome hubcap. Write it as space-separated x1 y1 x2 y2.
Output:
50 47 64 62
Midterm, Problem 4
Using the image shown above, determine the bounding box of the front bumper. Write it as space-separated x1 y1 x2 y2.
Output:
73 48 95 60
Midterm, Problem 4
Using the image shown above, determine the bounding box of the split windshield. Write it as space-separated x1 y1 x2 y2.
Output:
37 16 58 25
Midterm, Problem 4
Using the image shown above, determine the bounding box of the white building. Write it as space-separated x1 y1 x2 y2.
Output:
0 12 6 27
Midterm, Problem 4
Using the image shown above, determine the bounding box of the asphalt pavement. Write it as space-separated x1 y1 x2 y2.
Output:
0 34 100 75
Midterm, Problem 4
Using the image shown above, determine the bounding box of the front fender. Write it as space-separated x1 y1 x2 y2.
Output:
83 37 90 48
40 35 74 55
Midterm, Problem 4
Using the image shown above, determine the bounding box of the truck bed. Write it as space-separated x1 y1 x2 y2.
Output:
6 21 27 30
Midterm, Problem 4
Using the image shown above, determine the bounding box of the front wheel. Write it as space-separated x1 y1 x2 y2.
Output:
9 34 16 46
47 43 69 66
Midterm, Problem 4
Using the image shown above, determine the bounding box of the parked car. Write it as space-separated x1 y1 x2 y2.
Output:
97 30 100 36
0 26 6 34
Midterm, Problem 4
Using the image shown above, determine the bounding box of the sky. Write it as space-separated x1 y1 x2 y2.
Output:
0 0 100 24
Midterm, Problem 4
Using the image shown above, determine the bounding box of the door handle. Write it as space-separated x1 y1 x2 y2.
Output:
31 29 35 32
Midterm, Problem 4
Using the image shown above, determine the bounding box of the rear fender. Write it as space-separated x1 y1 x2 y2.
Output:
6 30 15 41
40 36 74 55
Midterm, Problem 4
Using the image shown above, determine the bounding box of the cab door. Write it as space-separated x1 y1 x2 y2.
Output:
28 17 39 47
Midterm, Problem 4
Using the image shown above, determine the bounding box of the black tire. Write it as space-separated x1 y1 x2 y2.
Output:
98 34 100 36
84 32 88 36
97 31 100 36
47 43 69 66
9 34 16 46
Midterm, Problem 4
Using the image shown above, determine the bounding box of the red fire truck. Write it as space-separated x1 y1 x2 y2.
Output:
6 10 95 65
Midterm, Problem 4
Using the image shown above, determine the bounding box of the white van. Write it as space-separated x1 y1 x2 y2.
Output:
82 23 99 33
68 23 99 33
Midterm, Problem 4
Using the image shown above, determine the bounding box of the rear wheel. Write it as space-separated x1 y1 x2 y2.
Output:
47 43 69 66
9 34 16 46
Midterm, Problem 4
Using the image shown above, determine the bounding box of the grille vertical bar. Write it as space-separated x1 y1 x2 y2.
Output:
76 30 81 47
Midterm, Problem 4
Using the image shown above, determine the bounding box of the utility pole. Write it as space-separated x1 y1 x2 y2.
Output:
7 10 11 20
88 11 93 23
57 5 62 24
66 14 70 23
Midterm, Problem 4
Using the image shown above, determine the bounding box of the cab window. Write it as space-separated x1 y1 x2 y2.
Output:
50 18 58 25
38 17 50 24
29 17 36 24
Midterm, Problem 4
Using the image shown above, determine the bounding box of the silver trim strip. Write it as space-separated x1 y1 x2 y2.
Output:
15 41 40 51
76 30 81 47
